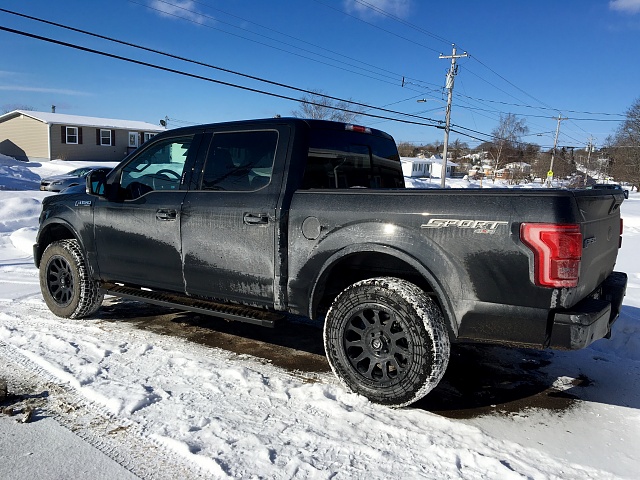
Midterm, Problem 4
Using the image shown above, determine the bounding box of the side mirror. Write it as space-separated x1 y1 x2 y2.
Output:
86 170 108 197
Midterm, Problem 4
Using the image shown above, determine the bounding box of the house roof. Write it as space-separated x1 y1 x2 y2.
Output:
0 110 165 132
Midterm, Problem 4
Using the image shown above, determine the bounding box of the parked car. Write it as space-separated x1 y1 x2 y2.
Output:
589 183 629 199
40 166 114 192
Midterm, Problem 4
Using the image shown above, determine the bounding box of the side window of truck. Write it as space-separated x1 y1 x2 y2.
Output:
200 130 278 191
120 135 194 199
302 130 404 189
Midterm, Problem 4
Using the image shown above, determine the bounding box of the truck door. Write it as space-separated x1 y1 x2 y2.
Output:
93 134 200 292
181 127 288 306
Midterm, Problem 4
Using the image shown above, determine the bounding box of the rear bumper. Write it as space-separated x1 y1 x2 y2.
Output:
549 271 627 350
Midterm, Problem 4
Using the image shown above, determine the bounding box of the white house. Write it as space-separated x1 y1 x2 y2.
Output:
401 154 459 178
401 156 432 177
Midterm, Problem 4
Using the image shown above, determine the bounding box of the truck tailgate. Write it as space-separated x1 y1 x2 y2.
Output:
570 190 624 307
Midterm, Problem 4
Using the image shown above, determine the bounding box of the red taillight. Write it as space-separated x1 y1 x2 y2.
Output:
620 218 624 248
521 223 582 288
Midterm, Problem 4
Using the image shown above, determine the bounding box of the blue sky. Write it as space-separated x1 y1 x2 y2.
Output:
1 0 639 150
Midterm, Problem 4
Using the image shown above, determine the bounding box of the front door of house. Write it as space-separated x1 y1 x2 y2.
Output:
127 131 139 155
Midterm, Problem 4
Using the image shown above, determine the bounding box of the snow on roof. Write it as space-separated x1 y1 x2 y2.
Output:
401 156 432 163
430 158 459 167
504 162 531 168
1 110 165 132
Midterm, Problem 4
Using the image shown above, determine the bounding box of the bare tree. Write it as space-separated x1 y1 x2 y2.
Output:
397 142 417 157
450 138 469 162
609 97 640 190
291 89 364 123
491 113 529 174
2 104 35 114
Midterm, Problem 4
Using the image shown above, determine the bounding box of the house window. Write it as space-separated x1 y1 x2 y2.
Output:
100 129 112 146
66 126 78 144
143 132 156 143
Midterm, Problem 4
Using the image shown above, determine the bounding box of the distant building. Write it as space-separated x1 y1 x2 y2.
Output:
0 110 165 162
496 162 532 179
504 162 531 174
401 154 458 178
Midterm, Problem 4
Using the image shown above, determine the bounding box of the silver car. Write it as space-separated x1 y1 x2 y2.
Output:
40 166 113 192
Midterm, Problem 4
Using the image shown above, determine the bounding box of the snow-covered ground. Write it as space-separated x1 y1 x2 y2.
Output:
1 154 639 479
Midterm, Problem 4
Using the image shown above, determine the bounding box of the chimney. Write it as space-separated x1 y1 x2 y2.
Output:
51 105 56 113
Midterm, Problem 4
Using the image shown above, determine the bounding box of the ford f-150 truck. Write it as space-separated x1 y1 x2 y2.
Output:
34 118 627 407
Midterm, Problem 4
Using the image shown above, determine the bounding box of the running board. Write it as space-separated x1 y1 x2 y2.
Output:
100 282 282 328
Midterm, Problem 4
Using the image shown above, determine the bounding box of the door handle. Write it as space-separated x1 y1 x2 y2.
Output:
243 213 269 225
156 209 177 221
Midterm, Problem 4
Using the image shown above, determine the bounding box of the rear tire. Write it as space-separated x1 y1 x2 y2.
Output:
323 277 450 407
40 239 104 319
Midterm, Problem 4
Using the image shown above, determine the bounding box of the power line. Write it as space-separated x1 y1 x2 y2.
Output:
331 0 613 138
468 56 555 111
0 24 447 130
312 0 443 54
350 0 453 46
123 0 424 92
451 103 624 122
3 9 614 152
0 9 444 126
146 0 435 91
314 0 622 150
454 91 625 117
315 0 565 122
130 0 449 94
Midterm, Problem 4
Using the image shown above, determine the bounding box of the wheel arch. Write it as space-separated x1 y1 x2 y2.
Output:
34 219 82 268
309 243 458 338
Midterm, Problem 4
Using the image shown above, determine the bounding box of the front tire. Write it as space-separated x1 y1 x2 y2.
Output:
323 277 450 407
39 239 104 319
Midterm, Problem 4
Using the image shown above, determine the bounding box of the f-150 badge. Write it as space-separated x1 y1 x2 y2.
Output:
421 218 509 234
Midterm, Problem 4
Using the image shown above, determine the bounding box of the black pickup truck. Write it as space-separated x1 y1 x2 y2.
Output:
34 118 627 407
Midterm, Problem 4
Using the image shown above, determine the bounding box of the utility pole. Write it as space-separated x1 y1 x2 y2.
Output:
585 135 595 187
439 44 468 188
547 114 567 187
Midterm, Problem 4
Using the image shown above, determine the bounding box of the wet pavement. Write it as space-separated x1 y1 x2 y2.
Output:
96 298 586 419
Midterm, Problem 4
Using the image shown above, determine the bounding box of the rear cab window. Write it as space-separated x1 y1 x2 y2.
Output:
301 127 404 189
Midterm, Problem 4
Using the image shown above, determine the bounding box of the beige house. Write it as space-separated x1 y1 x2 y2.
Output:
0 110 165 162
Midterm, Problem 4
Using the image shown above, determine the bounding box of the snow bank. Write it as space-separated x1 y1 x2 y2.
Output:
0 154 41 190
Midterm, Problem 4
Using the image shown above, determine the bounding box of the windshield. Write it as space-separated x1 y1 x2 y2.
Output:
66 167 92 177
